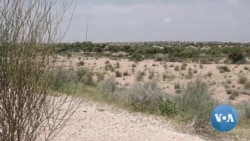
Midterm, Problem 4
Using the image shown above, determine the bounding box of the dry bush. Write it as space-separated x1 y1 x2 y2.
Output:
115 71 122 77
175 79 217 133
127 80 163 112
0 0 80 141
245 81 250 90
98 78 117 101
77 61 84 66
238 75 248 84
174 65 180 71
136 71 145 81
240 101 250 119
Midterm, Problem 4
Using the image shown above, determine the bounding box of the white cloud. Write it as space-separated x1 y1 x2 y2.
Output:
163 18 172 24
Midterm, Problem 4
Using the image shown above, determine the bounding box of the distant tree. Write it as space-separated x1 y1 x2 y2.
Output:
228 47 245 63
163 47 170 56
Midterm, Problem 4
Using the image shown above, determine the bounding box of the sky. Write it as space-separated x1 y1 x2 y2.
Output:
60 0 250 43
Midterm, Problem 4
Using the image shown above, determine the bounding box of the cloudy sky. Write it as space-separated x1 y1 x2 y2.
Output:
60 0 250 43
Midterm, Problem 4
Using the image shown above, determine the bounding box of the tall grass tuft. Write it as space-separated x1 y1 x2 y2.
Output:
98 78 117 102
127 80 163 112
176 79 217 133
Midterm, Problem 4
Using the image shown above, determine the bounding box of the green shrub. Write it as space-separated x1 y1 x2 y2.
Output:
123 71 129 76
52 69 77 90
176 79 217 132
175 89 182 94
174 65 180 71
200 58 210 64
159 97 178 116
226 79 232 84
241 89 250 95
229 95 236 100
77 61 84 66
207 72 213 78
241 101 250 119
136 71 145 81
199 63 203 69
217 66 231 73
244 81 250 89
181 63 187 70
96 72 104 82
127 80 163 112
148 72 155 79
186 70 193 79
228 47 245 63
76 69 93 85
174 83 180 89
98 78 117 101
105 64 114 71
193 70 198 73
232 90 239 97
226 88 233 95
162 74 167 81
238 75 248 84
169 64 174 67
155 54 164 61
244 66 249 70
105 60 110 64
115 71 122 77
115 62 120 68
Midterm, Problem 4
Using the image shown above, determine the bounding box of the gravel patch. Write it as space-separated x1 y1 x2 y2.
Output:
52 100 206 141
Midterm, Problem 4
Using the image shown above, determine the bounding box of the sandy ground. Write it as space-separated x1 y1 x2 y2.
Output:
52 55 250 104
52 100 205 141
48 55 250 141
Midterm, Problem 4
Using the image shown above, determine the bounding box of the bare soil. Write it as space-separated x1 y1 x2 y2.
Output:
52 100 205 141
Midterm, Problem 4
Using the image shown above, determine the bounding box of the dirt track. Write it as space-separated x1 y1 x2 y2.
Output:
52 100 205 141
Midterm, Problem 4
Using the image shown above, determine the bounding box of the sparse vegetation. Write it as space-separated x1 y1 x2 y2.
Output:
217 66 231 73
96 72 105 82
159 79 217 134
98 78 117 101
174 65 180 71
186 69 193 79
244 66 249 70
136 71 145 81
226 88 233 95
127 80 163 112
77 61 84 66
176 79 217 133
115 62 120 68
0 1 79 140
193 70 198 73
207 71 213 78
241 101 250 119
115 71 122 77
169 64 174 67
238 75 248 84
181 63 187 70
148 71 155 79
174 83 181 89
123 71 129 76
39 16 250 140
244 81 250 90
228 47 245 63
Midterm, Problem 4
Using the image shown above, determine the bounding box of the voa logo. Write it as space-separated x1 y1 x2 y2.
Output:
214 113 235 123
210 104 238 132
